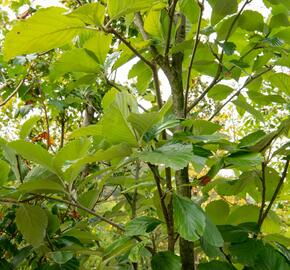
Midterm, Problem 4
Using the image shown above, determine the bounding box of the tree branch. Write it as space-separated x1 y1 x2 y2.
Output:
105 27 154 69
259 160 289 229
186 0 251 113
208 66 273 120
0 78 26 107
164 0 178 63
184 0 204 116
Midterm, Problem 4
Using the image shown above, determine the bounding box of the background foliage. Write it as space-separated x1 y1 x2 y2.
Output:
0 0 289 269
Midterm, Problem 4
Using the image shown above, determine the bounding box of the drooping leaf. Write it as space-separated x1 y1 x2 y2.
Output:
173 193 206 241
83 32 112 64
50 48 101 80
16 205 48 247
8 140 54 172
19 116 41 140
139 144 194 170
198 261 236 270
208 0 238 25
233 98 265 122
269 72 290 95
51 251 74 265
125 216 162 236
3 7 85 61
151 252 181 270
68 3 105 26
202 217 224 247
207 84 233 101
0 160 10 184
225 151 263 169
238 10 264 32
179 0 199 24
108 0 159 19
205 200 230 225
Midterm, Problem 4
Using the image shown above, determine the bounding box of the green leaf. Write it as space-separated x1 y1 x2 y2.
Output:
269 72 290 95
151 252 181 270
19 178 65 194
19 116 41 140
182 120 222 135
50 48 101 80
83 32 112 65
3 7 85 61
207 84 234 101
269 13 290 29
68 3 105 26
125 216 162 236
198 261 236 270
227 205 259 225
103 237 136 263
225 151 263 169
233 98 265 122
127 112 160 139
0 160 10 184
208 0 238 25
202 217 224 247
53 138 90 182
139 144 193 170
15 205 48 247
51 251 74 264
8 140 54 172
205 200 230 225
173 193 206 241
238 10 264 32
108 0 159 20
179 0 199 24
128 60 152 94
144 9 162 37
238 130 266 148
101 104 137 147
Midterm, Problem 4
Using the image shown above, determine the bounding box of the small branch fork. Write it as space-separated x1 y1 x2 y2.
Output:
0 78 26 107
186 0 252 113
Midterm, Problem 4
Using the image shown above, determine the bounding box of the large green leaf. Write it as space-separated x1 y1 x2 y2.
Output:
139 144 193 170
125 216 162 236
68 3 105 26
198 261 236 270
50 48 101 80
207 84 234 101
173 194 206 241
269 72 290 95
101 104 137 147
53 138 90 182
225 151 263 169
83 32 112 65
208 0 238 25
15 205 48 247
108 0 159 19
8 140 54 172
151 252 181 270
179 0 199 24
20 166 65 193
19 116 41 140
202 217 224 247
127 112 160 139
238 10 264 32
205 200 230 225
0 160 10 184
128 60 153 94
3 7 85 61
233 98 265 122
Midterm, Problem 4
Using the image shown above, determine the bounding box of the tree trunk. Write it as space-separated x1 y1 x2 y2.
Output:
164 14 195 270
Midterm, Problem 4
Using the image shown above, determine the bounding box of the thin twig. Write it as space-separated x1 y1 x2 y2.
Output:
257 162 266 228
164 0 178 63
105 27 154 69
184 0 204 116
0 78 26 107
259 160 289 229
208 66 273 120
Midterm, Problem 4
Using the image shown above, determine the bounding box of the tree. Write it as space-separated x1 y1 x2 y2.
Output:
0 0 289 269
